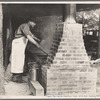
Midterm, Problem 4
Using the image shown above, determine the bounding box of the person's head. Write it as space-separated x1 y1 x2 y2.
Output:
28 18 36 27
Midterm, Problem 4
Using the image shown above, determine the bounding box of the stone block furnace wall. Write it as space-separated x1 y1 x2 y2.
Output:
40 23 97 96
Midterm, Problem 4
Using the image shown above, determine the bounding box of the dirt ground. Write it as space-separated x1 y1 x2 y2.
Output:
5 76 31 96
4 63 31 96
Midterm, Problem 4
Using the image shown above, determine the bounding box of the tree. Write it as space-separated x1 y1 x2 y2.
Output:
76 9 99 30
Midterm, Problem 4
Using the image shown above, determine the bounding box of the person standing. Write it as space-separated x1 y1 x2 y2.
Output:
11 18 40 83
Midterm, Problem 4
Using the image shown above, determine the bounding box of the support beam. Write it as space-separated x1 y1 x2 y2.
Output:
63 4 76 23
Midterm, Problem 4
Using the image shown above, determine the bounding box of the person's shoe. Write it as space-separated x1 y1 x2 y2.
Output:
11 75 19 82
16 75 26 83
11 74 26 83
16 79 27 83
22 73 27 76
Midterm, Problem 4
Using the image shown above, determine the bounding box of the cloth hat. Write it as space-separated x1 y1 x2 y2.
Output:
29 17 37 23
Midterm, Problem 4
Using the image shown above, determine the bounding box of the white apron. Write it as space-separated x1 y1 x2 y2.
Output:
11 37 28 73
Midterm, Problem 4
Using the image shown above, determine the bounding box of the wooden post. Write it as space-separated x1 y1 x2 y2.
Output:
63 4 76 23
4 17 13 69
97 14 100 58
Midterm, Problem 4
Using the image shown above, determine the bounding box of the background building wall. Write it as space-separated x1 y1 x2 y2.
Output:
0 4 5 95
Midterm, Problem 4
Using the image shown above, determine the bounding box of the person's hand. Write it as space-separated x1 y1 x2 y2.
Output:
31 34 40 41
36 38 40 41
37 44 41 48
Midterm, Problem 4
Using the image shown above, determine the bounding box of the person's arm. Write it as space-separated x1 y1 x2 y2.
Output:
29 31 40 41
22 24 40 41
26 35 41 48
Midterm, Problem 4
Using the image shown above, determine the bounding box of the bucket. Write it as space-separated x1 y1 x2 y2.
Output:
28 62 38 81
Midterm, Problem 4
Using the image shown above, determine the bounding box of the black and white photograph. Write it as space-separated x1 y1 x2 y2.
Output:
0 1 100 98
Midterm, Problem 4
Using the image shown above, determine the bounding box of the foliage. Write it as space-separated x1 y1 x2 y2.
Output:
76 9 100 30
